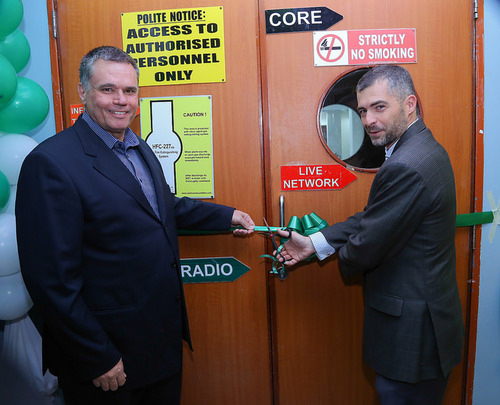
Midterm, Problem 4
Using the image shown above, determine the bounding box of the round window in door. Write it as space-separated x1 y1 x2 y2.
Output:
318 68 384 171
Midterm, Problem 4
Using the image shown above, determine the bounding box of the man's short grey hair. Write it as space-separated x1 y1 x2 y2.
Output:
356 65 416 104
79 46 139 90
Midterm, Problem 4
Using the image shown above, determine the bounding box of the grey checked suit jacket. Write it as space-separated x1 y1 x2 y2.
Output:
322 119 464 383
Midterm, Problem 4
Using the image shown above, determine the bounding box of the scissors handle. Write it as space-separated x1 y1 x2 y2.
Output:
230 225 286 232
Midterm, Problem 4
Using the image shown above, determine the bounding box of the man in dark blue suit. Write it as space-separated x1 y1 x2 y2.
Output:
15 46 254 405
277 65 464 404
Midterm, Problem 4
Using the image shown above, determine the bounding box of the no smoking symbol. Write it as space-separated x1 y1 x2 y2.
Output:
317 34 345 62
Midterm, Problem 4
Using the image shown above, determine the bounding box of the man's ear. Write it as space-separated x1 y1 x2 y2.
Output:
405 94 417 116
77 82 86 105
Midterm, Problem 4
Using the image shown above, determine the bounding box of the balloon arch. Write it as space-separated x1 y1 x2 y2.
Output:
0 2 61 404
0 0 50 321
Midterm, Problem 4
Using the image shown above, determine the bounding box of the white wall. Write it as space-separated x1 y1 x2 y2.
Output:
472 0 500 403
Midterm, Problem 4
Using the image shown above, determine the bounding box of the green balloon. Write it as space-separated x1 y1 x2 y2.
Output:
0 170 10 210
0 29 30 72
0 77 49 133
0 54 17 110
0 0 24 39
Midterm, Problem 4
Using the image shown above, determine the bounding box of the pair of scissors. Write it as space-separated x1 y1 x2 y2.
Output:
262 217 291 280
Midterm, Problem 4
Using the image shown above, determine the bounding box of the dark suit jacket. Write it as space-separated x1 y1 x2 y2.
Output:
322 119 464 383
16 117 235 389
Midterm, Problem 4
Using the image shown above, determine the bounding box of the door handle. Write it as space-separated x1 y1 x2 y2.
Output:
279 194 285 227
276 194 289 280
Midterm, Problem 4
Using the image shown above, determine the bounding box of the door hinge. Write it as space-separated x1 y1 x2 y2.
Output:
474 0 478 19
52 9 58 38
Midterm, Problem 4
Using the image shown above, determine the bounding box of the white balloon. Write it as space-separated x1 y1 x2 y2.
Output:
0 213 19 276
0 184 16 214
0 272 33 321
0 134 38 185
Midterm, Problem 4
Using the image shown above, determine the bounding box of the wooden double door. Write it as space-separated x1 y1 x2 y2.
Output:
50 0 475 403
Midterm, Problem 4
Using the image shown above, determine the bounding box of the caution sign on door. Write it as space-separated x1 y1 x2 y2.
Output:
140 96 214 198
314 28 417 67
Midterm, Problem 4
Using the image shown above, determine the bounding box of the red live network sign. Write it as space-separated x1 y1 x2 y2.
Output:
281 164 357 191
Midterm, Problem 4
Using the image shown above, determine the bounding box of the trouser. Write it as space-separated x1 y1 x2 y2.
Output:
59 370 182 405
375 373 449 405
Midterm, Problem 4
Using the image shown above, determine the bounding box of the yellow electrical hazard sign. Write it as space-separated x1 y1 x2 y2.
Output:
121 6 226 86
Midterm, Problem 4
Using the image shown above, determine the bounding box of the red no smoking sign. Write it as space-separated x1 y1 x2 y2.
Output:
314 28 417 67
316 33 345 63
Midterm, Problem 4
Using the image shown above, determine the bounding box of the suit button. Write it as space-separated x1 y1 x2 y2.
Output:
175 295 181 302
171 261 177 269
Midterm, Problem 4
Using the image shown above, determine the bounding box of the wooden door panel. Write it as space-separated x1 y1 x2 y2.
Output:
259 0 473 404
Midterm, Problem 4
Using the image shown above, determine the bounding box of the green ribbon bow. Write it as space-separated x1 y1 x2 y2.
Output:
260 212 329 279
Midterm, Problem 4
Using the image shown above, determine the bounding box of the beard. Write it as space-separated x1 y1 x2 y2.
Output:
367 108 408 147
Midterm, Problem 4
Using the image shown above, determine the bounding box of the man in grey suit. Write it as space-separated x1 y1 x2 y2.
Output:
277 65 464 404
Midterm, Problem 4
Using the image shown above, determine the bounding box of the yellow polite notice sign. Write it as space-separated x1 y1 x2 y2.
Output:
122 7 226 86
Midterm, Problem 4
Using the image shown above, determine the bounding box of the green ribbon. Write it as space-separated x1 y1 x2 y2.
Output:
259 210 496 277
286 212 329 235
456 211 494 227
178 211 494 235
177 225 285 235
260 212 329 279
177 209 497 281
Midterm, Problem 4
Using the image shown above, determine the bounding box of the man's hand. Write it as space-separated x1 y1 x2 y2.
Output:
275 229 315 265
231 210 255 236
92 358 127 391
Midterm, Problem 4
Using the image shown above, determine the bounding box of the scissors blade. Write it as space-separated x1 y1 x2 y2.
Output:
263 217 279 251
263 217 272 232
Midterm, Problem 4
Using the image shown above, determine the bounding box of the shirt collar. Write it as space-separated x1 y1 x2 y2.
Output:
385 141 398 160
384 118 419 160
82 111 139 150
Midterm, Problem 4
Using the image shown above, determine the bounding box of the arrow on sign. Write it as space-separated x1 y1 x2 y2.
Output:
265 7 343 34
180 257 250 283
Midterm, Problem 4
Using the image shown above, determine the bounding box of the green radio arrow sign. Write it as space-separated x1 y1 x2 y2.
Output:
180 257 250 284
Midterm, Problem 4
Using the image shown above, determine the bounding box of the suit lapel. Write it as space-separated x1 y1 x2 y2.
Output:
73 117 160 221
137 140 172 228
393 118 427 153
137 138 180 252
